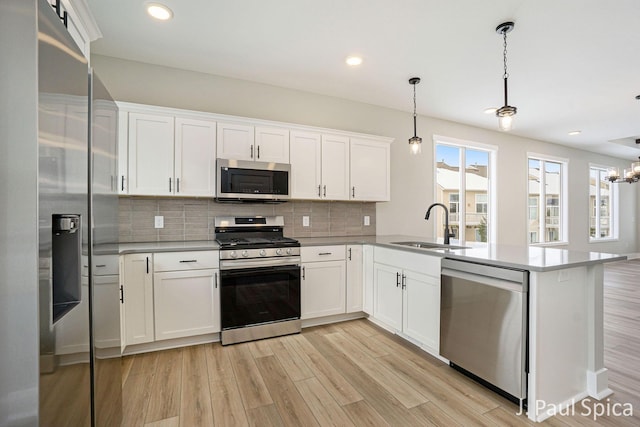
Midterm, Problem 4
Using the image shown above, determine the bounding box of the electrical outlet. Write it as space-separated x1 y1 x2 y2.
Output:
154 216 164 229
364 215 370 226
302 216 310 227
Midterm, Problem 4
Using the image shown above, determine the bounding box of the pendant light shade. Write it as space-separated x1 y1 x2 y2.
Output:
408 77 422 155
496 22 517 131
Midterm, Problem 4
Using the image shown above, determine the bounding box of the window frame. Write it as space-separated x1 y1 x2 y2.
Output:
433 135 497 244
588 164 619 242
527 153 569 246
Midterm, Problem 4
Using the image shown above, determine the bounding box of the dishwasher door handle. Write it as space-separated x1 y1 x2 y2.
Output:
441 268 525 293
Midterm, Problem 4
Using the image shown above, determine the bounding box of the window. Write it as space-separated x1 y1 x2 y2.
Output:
435 137 496 244
528 155 567 244
589 166 618 240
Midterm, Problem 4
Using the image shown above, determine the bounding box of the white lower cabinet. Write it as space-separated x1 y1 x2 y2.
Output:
121 253 154 346
346 245 363 312
301 246 346 319
153 268 220 340
153 251 220 341
372 247 441 352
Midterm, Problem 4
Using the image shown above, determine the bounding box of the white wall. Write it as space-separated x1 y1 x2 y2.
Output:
92 55 638 254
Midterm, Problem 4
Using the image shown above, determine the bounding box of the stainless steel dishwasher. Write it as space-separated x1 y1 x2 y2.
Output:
440 258 528 405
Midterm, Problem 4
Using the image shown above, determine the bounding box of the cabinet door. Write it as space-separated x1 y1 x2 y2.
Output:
362 245 374 315
373 263 402 330
301 261 346 319
346 245 363 313
350 138 390 201
321 134 350 200
128 113 174 195
290 131 322 199
255 126 289 163
122 253 154 346
403 270 440 351
93 104 118 195
117 110 128 194
216 122 254 161
174 117 216 197
154 268 220 340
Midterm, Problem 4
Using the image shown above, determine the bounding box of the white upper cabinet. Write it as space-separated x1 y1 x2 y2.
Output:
218 123 290 163
254 126 289 163
216 122 254 161
290 131 322 199
128 112 175 196
350 137 390 201
321 134 350 200
117 110 128 194
126 110 216 197
174 118 217 197
290 132 349 200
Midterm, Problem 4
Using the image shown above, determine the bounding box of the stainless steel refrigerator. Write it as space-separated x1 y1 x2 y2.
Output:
37 0 122 425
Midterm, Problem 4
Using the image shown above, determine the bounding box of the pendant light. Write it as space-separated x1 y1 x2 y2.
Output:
408 77 422 155
496 22 517 131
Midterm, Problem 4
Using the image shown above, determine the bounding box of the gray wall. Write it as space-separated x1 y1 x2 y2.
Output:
0 0 40 425
92 54 638 254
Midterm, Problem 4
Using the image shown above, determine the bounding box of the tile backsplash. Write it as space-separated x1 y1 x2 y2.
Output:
118 197 376 243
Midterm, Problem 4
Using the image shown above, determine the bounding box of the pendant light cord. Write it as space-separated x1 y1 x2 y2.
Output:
413 83 418 136
502 29 509 106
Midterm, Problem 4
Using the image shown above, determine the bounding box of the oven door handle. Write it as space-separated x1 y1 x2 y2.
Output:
220 264 300 278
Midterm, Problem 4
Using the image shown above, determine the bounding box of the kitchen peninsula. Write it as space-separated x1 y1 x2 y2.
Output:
118 236 625 422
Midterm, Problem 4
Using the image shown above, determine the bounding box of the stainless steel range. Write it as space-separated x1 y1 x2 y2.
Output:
215 216 301 345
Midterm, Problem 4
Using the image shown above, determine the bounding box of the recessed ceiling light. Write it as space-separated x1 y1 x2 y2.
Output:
568 130 581 136
484 107 497 114
345 56 363 66
146 3 173 21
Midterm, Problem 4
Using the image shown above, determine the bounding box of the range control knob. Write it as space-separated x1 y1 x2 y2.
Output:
275 248 283 255
242 250 249 258
259 249 267 257
286 248 293 255
230 251 238 259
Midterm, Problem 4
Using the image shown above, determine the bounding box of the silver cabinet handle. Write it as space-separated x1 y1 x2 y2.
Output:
176 178 180 193
121 176 125 192
348 248 352 261
169 177 172 193
250 145 254 159
317 185 321 197
352 187 355 198
179 259 198 263
257 145 260 159
323 185 326 197
302 266 306 280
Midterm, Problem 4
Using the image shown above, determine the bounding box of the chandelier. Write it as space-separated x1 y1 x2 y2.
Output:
605 158 640 183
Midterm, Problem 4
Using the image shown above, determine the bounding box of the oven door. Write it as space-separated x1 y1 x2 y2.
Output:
220 264 300 330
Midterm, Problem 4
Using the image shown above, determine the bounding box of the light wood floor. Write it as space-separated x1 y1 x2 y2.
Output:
122 260 640 427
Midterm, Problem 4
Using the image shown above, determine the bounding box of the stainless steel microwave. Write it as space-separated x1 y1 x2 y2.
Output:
216 159 290 202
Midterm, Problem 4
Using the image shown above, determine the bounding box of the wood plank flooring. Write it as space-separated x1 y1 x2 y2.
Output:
122 259 640 426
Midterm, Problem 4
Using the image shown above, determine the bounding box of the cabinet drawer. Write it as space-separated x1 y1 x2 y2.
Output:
301 245 345 262
154 251 218 272
374 247 441 277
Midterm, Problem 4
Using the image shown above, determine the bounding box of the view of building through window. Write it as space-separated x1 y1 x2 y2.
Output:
589 166 616 240
528 157 564 244
435 143 491 243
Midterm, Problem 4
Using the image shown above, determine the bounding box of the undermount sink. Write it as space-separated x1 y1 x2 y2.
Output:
391 241 469 250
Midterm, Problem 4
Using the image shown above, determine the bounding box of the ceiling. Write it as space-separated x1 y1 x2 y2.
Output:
87 0 640 160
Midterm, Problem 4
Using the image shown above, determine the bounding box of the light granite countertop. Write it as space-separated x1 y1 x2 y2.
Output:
118 235 626 272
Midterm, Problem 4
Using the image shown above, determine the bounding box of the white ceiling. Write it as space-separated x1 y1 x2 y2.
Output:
87 0 640 160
